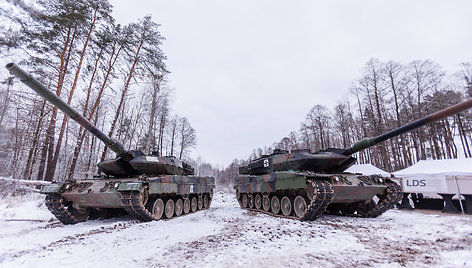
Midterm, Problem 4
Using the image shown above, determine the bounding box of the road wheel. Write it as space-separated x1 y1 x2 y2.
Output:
293 196 307 218
236 190 242 207
152 198 165 220
198 195 203 210
281 196 292 216
306 182 315 200
191 197 198 212
248 195 254 208
254 194 262 209
164 199 175 219
262 195 271 211
203 194 209 208
183 198 191 214
175 199 183 217
271 196 280 214
242 194 248 208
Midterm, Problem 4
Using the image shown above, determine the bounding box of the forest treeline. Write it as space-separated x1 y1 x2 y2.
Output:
0 0 196 181
213 59 472 191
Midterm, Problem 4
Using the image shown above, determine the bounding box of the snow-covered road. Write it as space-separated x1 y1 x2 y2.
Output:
1 191 471 267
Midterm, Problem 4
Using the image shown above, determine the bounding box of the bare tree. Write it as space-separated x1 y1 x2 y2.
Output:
305 104 331 150
178 117 196 159
100 15 165 162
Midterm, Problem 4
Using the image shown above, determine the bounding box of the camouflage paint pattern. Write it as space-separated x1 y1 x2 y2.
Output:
239 149 356 175
234 171 386 203
40 175 215 208
98 155 195 177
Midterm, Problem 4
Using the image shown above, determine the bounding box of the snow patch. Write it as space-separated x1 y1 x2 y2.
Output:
0 191 471 267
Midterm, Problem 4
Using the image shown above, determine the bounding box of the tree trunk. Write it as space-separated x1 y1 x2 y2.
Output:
170 122 176 156
0 79 11 128
457 114 471 157
100 38 144 162
67 43 121 179
49 9 97 180
23 100 46 179
43 27 74 181
145 77 161 154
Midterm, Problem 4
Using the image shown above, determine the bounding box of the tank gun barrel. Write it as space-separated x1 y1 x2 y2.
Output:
342 98 472 155
5 63 128 158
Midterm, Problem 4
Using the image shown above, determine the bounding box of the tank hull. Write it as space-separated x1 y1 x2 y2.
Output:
41 175 215 224
234 171 401 220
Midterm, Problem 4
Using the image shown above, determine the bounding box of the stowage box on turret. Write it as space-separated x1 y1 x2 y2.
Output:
234 97 472 220
6 63 215 224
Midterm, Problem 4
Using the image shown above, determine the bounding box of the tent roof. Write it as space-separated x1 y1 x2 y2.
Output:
393 158 472 177
345 164 390 176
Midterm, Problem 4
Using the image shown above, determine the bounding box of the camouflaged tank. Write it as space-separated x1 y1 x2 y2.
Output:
235 98 472 221
6 63 215 224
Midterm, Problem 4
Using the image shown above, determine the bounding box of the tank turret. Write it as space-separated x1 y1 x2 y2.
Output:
239 98 472 175
6 63 194 177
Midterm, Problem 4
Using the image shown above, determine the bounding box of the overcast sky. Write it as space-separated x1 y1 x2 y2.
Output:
110 0 472 168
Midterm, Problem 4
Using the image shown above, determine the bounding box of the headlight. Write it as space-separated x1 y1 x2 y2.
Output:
114 182 120 188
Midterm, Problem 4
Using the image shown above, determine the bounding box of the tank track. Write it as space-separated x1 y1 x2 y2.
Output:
361 182 402 218
45 194 89 224
301 181 335 221
243 180 334 221
120 191 212 222
327 182 403 218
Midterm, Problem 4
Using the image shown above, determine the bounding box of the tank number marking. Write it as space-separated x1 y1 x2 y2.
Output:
190 185 194 193
263 159 269 167
146 157 160 162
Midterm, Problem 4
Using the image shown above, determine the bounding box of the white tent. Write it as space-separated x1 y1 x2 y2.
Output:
393 158 472 177
393 158 472 214
345 164 390 177
393 159 472 194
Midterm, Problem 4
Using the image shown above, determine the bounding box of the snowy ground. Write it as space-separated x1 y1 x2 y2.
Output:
1 191 471 268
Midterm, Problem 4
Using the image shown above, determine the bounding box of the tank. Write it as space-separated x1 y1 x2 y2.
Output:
234 97 472 220
6 63 215 224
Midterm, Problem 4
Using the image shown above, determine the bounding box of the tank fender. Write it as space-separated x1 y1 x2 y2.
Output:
116 182 144 192
40 183 64 194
